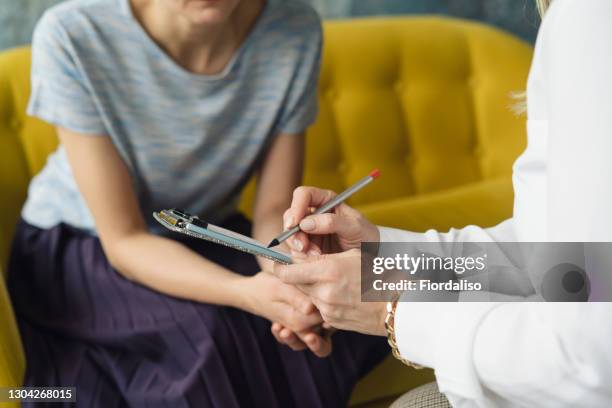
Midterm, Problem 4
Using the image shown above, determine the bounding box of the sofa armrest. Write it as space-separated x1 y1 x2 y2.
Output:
0 268 25 398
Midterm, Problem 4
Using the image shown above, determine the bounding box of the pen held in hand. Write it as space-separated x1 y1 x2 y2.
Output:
267 169 381 248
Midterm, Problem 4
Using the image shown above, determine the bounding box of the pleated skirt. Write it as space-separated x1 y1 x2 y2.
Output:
7 215 388 408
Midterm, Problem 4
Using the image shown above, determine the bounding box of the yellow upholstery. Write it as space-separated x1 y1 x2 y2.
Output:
240 17 531 225
0 17 531 406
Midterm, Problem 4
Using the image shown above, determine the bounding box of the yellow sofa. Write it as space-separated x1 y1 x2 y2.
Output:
0 17 531 407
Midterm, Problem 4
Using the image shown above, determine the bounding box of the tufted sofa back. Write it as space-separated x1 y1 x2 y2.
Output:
298 17 531 208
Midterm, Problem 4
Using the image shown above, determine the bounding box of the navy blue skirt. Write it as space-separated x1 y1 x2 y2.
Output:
7 215 388 408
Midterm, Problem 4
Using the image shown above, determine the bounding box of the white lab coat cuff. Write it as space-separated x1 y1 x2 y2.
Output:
378 226 424 242
394 302 502 402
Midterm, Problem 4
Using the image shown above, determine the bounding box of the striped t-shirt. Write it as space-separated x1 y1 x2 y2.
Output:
22 0 322 233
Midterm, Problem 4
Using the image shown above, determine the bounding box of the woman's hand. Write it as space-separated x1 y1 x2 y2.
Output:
270 323 334 358
239 272 334 357
237 272 324 333
272 250 387 337
283 187 379 255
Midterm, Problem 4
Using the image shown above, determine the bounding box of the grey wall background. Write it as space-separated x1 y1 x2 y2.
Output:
0 0 65 50
0 0 540 51
310 0 541 41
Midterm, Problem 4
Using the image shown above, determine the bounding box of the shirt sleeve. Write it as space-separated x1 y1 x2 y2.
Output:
277 14 323 135
393 238 612 407
27 11 107 135
392 1 612 406
378 218 516 244
545 0 612 242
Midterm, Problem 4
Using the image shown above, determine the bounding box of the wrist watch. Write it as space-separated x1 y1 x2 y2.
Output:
385 300 424 369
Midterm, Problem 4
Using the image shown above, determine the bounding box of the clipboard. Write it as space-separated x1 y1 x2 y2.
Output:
153 209 293 265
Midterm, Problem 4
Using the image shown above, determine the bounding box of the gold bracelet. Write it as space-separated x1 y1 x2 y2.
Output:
385 300 424 369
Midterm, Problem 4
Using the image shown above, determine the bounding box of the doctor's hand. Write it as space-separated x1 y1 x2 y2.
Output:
272 249 387 336
283 187 380 255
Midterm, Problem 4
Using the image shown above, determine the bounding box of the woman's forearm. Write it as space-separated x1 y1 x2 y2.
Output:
251 132 305 270
106 232 251 308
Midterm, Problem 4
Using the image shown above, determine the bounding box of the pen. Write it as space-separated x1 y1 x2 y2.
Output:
267 169 381 248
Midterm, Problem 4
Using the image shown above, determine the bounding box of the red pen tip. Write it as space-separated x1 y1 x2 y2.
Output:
369 169 381 179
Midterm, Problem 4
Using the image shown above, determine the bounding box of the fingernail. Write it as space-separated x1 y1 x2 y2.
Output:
308 249 320 256
292 238 304 252
300 218 315 231
284 214 295 230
